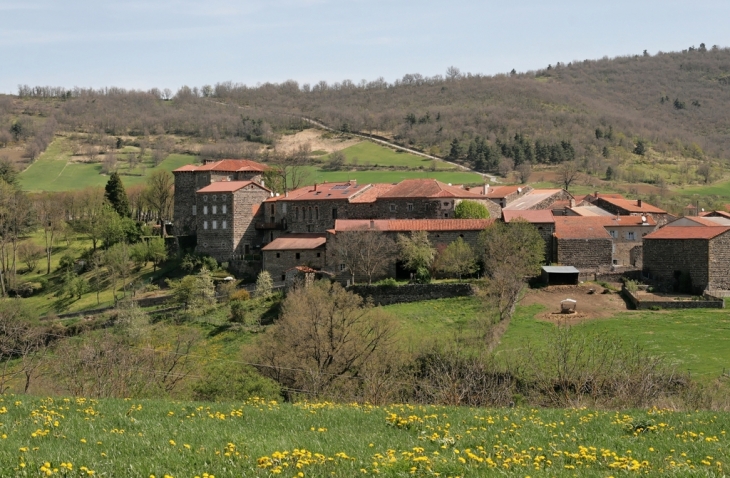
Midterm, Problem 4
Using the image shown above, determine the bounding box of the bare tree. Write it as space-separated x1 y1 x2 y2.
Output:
0 301 47 394
558 161 580 191
143 170 174 236
266 144 312 193
516 162 532 183
696 162 713 184
34 193 64 274
333 229 397 284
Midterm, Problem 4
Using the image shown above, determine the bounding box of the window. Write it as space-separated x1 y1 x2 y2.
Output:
308 207 312 221
203 221 208 230
276 253 280 258
202 242 208 248
339 263 346 271
389 204 396 212
212 220 217 229
444 213 449 218
245 244 250 254
316 252 321 257
203 206 208 215
212 205 217 214
270 204 275 215
203 196 208 202
270 232 274 241
222 205 227 214
332 208 338 219
307 224 313 232
282 203 287 213
220 194 226 200
296 253 301 260
192 205 197 215
222 220 227 229
315 206 319 220
443 202 450 207
627 231 635 240
212 195 217 202
609 230 617 238
407 203 414 212
295 207 299 220
281 275 286 281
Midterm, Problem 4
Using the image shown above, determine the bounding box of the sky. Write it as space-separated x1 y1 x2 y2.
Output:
1 0 729 94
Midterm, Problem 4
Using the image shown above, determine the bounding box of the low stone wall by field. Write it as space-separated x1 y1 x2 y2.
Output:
622 286 725 310
348 283 476 306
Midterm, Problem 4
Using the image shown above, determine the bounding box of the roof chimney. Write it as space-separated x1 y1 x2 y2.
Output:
637 199 642 207
594 191 598 198
370 219 374 229
569 198 576 208
314 183 317 191
484 184 489 195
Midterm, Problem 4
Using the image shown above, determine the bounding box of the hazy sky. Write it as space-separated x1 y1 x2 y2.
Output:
1 0 729 94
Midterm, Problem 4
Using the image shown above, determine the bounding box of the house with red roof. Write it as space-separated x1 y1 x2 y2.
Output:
590 196 672 225
643 222 730 293
502 210 555 261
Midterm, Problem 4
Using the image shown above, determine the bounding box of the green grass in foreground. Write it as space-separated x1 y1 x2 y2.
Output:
497 304 730 381
19 138 197 192
321 142 451 170
1 395 728 477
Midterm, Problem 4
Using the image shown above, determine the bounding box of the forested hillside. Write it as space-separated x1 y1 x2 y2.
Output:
2 44 730 188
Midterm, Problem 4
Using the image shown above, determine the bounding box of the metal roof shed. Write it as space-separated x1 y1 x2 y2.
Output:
541 266 580 285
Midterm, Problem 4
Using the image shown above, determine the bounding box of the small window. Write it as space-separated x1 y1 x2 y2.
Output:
222 220 227 229
389 204 396 212
609 230 617 238
443 202 450 207
296 252 301 260
459 234 464 238
315 206 319 220
295 207 299 221
202 242 208 248
613 259 619 265
281 274 286 281
203 205 208 215
316 252 321 257
308 206 312 221
212 195 217 202
203 196 208 202
212 205 217 214
192 205 197 215
407 203 414 211
270 232 274 241
627 231 635 240
222 205 227 214
245 244 250 254
221 194 226 200
203 221 208 230
332 208 338 219
276 253 280 258
444 213 449 218
282 203 287 213
339 263 346 271
212 220 217 229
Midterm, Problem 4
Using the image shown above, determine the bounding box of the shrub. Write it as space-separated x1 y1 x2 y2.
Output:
201 256 218 272
229 300 248 323
230 289 251 301
255 271 273 297
192 363 281 402
454 200 490 219
58 253 76 272
624 279 639 293
414 267 431 284
374 277 398 287
216 281 238 302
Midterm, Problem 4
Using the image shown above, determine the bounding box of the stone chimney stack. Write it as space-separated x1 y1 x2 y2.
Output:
569 198 576 208
594 191 599 198
370 219 375 229
637 199 642 207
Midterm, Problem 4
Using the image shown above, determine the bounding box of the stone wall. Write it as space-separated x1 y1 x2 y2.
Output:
708 231 730 290
622 286 724 309
348 283 476 306
643 238 710 292
555 237 613 270
173 171 197 235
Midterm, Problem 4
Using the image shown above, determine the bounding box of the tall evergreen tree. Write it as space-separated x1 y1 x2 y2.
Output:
105 172 130 218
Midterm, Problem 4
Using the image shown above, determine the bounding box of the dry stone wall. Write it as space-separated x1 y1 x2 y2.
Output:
348 283 476 306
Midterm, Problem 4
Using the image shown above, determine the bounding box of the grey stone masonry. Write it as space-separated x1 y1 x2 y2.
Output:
555 238 613 270
263 248 326 282
643 239 710 292
708 231 730 290
173 171 197 235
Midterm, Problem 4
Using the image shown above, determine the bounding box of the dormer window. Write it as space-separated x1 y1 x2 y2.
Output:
390 204 396 212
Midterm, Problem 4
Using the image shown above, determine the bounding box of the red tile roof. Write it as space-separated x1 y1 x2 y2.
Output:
553 216 656 239
379 179 486 199
348 183 395 203
174 159 268 173
262 234 327 250
482 185 526 198
502 210 555 224
334 219 494 232
265 181 368 202
597 197 666 214
196 181 270 193
644 226 730 240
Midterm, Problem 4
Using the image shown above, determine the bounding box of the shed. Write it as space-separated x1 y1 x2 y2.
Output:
541 266 580 285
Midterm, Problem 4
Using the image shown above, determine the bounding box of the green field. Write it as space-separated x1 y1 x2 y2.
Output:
303 167 483 186
1 394 729 477
322 142 449 170
19 138 197 192
679 180 730 198
497 304 730 381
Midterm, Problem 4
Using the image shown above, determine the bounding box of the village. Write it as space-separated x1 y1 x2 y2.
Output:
172 158 730 297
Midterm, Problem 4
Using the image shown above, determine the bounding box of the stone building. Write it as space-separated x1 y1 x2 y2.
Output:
194 180 272 274
643 225 730 292
326 218 495 283
173 159 268 236
502 209 555 262
502 188 573 212
261 233 327 282
589 196 672 226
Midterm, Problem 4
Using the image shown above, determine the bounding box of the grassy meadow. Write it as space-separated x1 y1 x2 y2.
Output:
320 142 448 170
1 394 729 477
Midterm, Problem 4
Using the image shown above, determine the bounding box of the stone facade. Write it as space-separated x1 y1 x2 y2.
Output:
643 239 710 292
708 231 730 290
605 224 655 266
173 171 197 235
554 238 613 270
263 247 326 282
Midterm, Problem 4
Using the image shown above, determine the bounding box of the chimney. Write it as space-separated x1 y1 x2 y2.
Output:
594 191 598 198
569 198 576 208
637 199 642 207
484 184 489 195
370 219 374 229
314 183 317 191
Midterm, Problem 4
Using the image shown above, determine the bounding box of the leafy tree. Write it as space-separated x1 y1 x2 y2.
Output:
397 231 435 274
255 270 274 298
104 172 130 218
147 237 168 271
105 242 131 300
143 170 174 237
633 139 647 156
168 267 216 313
436 237 478 281
605 166 614 180
447 139 462 161
602 146 610 158
479 221 544 322
454 200 490 219
192 362 281 401
0 157 18 186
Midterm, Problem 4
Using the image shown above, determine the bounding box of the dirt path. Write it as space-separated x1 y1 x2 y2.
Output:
522 283 633 324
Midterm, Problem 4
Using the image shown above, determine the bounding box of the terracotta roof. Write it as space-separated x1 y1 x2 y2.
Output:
264 181 368 202
334 219 494 232
196 181 270 193
262 234 327 251
502 210 555 224
701 210 730 219
174 159 268 173
597 197 666 214
644 226 730 240
553 215 656 239
481 185 526 198
349 183 395 203
379 179 486 199
568 206 615 217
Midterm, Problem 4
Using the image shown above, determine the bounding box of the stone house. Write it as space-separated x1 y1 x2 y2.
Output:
502 188 573 211
502 209 555 262
261 233 327 282
643 225 730 292
173 159 268 236
590 196 672 226
327 218 495 283
194 181 272 274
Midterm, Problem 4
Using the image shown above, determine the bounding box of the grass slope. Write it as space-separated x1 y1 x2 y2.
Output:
321 142 449 170
303 166 483 186
19 138 197 192
497 304 730 381
1 395 728 477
